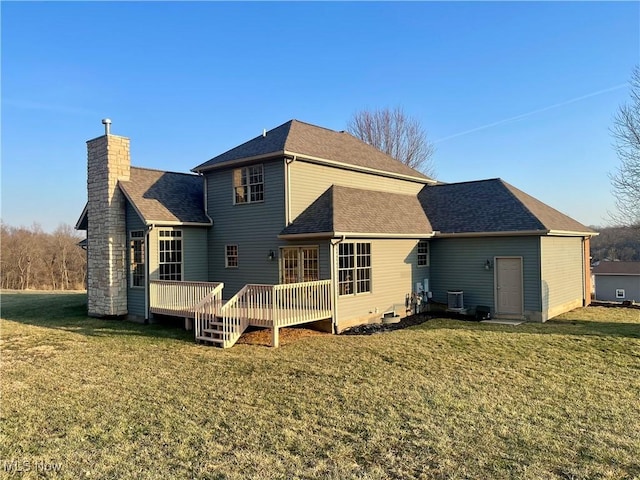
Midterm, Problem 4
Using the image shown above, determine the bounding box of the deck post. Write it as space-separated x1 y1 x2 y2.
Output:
272 326 280 348
184 317 193 331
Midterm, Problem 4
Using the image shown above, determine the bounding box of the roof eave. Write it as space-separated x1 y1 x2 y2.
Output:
278 231 436 240
192 151 286 173
547 229 599 237
433 230 549 238
75 203 88 230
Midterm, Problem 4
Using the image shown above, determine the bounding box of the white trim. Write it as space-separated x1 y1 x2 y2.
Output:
279 232 436 240
417 240 430 267
193 151 285 173
157 228 183 281
129 230 145 289
225 244 239 269
232 164 265 205
547 229 599 237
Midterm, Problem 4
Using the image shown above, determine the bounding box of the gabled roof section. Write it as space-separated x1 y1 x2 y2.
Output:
193 120 435 183
280 185 433 238
592 261 640 275
118 167 211 226
418 178 595 235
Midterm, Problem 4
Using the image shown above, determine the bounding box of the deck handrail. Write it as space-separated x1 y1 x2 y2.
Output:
216 284 253 348
150 280 222 317
273 279 332 327
193 283 225 339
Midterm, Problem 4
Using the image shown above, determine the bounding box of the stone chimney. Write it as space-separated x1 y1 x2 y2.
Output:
86 119 130 317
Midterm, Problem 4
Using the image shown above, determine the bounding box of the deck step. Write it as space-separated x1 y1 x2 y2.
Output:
196 336 225 345
204 321 224 327
202 328 226 335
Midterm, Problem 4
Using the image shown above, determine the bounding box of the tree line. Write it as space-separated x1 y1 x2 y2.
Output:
590 224 640 263
1 223 86 291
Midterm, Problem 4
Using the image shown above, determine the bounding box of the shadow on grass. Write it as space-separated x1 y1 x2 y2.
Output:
0 291 194 343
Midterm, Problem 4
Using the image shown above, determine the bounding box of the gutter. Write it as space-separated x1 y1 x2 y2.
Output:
278 231 436 240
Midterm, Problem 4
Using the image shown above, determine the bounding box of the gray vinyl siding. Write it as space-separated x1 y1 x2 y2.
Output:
540 236 584 314
206 160 287 296
337 239 428 325
125 201 146 318
182 228 209 281
595 275 640 302
289 160 426 221
429 236 541 317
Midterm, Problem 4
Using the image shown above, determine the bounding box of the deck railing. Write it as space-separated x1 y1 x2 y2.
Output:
273 279 332 327
193 283 225 339
150 280 223 317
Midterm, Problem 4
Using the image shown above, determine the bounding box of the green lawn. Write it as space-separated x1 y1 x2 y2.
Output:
1 291 639 479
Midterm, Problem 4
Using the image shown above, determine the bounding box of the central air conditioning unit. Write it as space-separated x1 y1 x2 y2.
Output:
447 290 465 313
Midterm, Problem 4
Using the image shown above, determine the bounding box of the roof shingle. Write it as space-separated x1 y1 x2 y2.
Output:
193 120 434 181
418 179 594 234
119 167 210 225
281 185 432 236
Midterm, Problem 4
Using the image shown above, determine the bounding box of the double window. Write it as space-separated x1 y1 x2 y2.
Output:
417 241 429 267
338 242 371 296
130 231 145 288
233 165 264 204
159 230 182 281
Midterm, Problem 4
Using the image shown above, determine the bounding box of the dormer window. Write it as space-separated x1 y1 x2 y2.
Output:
233 164 264 204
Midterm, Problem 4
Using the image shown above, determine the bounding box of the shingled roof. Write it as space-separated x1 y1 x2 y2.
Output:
280 185 433 237
118 167 210 225
192 120 435 182
592 261 640 275
418 179 594 235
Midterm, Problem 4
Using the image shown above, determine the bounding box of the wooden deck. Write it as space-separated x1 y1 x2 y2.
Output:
149 279 333 348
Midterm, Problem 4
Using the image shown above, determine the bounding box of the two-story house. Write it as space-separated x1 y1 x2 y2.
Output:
76 119 596 347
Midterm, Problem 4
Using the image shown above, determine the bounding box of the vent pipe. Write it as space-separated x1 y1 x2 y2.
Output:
262 128 266 137
102 118 112 135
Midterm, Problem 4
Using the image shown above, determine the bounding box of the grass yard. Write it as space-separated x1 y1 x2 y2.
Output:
1 292 639 479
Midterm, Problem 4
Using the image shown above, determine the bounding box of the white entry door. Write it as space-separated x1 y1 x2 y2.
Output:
495 257 523 316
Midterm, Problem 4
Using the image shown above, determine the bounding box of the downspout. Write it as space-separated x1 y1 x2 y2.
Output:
202 174 214 226
329 235 346 334
144 224 154 322
284 156 296 226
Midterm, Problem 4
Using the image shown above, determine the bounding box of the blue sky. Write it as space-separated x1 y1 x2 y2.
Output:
2 1 638 231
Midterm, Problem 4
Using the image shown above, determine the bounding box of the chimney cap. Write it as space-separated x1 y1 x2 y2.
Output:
101 118 112 125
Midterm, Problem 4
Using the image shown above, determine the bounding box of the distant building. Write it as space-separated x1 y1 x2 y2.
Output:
592 262 640 302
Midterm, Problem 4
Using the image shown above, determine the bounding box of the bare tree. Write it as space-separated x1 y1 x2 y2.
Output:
610 66 640 227
347 107 436 177
0 222 86 290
